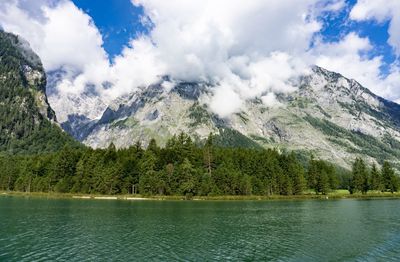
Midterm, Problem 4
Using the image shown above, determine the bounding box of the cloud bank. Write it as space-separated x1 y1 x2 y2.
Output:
0 0 399 119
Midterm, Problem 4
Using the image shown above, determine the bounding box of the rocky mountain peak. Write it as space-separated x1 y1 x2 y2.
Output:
62 65 400 170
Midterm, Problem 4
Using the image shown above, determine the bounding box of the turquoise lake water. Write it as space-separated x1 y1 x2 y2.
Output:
1 197 400 261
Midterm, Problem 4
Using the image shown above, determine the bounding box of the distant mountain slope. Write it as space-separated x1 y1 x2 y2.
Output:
64 66 400 169
0 31 80 154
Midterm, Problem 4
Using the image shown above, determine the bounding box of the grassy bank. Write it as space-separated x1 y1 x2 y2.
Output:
2 190 400 201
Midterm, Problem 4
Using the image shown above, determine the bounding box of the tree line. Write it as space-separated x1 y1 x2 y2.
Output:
0 133 398 197
350 158 399 194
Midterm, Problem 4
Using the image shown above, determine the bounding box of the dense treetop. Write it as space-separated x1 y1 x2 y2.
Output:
0 133 397 197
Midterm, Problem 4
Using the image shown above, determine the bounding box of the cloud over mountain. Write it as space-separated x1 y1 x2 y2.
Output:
0 0 399 118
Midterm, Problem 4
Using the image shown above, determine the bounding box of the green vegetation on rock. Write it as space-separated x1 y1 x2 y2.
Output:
0 30 80 154
304 115 400 164
214 128 262 149
188 103 210 127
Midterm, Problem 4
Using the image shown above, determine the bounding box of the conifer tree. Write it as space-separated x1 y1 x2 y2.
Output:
203 133 214 177
370 163 382 191
381 161 398 193
351 158 369 194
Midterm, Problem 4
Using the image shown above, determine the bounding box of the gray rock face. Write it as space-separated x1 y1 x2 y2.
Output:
61 114 96 141
46 70 107 124
63 66 400 169
264 120 289 142
171 82 209 100
145 110 159 121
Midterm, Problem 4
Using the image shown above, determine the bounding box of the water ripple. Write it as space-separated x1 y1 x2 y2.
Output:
1 198 400 261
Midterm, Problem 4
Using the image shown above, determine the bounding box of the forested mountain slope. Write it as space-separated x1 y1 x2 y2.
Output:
0 31 79 154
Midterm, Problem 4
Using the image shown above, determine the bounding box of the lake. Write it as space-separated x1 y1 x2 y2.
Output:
0 197 400 261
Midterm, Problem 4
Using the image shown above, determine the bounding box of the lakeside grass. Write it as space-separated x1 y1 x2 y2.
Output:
1 190 400 201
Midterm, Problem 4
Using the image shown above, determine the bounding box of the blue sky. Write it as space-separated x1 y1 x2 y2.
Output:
316 0 396 74
1 0 399 119
70 0 396 73
71 0 147 58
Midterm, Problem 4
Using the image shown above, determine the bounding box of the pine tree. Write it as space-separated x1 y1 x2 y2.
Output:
307 158 318 192
147 138 159 154
307 159 331 194
286 153 306 195
178 158 197 198
381 161 398 193
370 163 381 191
316 171 329 195
138 151 158 195
351 158 369 194
203 133 214 177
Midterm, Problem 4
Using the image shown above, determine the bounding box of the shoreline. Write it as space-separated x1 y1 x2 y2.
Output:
2 191 400 201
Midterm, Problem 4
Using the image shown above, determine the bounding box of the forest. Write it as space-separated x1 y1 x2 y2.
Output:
0 133 398 197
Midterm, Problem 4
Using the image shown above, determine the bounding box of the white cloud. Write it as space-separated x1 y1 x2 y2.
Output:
350 0 400 56
1 0 326 119
104 37 166 99
0 0 166 121
0 0 108 72
313 32 400 101
261 92 281 108
210 83 243 118
0 0 399 120
134 0 320 80
318 0 346 13
131 0 322 116
323 0 400 101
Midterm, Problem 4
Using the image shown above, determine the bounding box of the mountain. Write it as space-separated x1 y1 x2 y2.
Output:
2 30 398 170
46 69 107 124
63 66 400 169
0 31 79 154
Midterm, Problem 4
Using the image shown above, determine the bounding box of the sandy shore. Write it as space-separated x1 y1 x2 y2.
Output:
71 195 153 200
1 190 400 201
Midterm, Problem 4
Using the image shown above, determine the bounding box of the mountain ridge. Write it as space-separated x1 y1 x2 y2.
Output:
59 65 400 169
2 30 398 169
